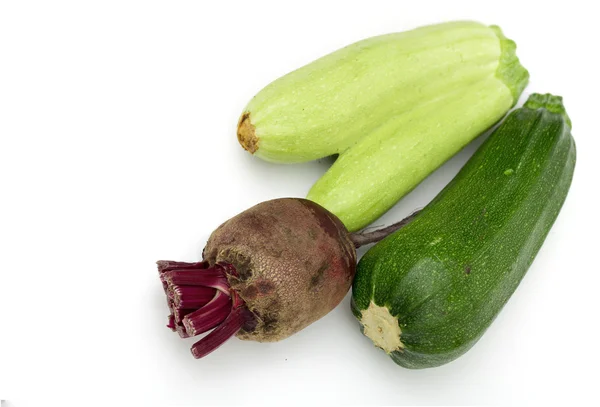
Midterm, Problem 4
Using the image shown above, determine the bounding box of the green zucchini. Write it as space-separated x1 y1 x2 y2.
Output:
351 93 576 369
237 21 528 165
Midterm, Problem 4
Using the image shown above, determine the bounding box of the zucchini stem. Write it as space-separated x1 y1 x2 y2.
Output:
350 210 421 248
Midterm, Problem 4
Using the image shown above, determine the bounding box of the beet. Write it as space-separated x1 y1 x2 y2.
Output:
158 198 417 359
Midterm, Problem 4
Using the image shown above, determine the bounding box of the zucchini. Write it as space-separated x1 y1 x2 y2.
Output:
351 93 576 369
306 25 528 232
237 21 528 165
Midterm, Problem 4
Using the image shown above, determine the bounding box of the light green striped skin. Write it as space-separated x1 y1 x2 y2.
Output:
239 22 527 165
351 94 576 369
307 77 515 232
306 25 528 232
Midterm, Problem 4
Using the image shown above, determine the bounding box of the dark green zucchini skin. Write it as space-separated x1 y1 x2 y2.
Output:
351 93 576 369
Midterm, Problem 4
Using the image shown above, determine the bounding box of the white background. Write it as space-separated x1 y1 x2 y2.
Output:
1 1 598 406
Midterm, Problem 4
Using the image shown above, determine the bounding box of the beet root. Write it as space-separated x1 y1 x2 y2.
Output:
158 198 417 359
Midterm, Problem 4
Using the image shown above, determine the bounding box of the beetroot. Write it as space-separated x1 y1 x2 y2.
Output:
158 198 416 359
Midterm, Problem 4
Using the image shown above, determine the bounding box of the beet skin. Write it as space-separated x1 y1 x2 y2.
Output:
203 198 356 342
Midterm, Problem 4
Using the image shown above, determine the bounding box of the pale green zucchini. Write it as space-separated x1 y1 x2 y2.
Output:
238 21 527 167
307 27 528 231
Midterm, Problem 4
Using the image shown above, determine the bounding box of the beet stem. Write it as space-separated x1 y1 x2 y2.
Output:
350 209 421 248
176 324 190 338
162 269 230 293
172 285 215 309
190 306 248 359
167 314 176 330
157 260 208 274
157 260 255 357
183 291 232 336
173 308 196 323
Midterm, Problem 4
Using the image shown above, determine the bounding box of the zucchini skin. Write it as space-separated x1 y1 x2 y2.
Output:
351 94 576 369
306 25 528 232
238 21 527 164
307 76 516 232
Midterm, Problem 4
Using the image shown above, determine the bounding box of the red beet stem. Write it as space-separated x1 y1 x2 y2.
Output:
175 324 190 338
190 306 249 359
183 291 232 336
162 269 230 293
167 314 176 330
158 260 208 293
157 260 208 274
156 260 255 358
173 308 196 324
171 285 215 309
